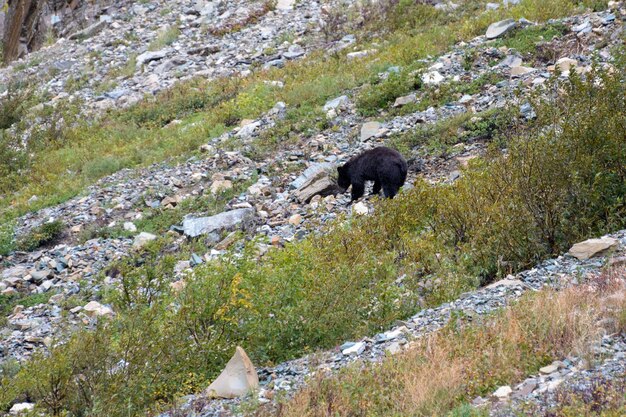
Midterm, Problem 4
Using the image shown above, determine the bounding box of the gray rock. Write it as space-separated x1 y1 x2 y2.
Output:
283 44 305 60
572 20 592 33
393 94 417 108
323 95 349 112
183 209 256 238
294 170 340 203
68 20 107 40
290 163 334 190
136 49 170 67
361 121 381 141
29 269 51 283
486 19 517 39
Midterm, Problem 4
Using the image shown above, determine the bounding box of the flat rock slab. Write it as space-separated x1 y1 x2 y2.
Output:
486 19 517 39
290 162 334 190
183 208 256 238
568 237 619 260
361 121 381 141
295 176 339 203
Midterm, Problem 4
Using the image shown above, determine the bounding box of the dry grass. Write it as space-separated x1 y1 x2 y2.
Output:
259 267 626 417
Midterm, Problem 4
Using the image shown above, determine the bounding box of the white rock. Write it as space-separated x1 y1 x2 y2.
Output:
539 364 558 374
422 71 444 85
493 385 512 399
133 232 157 248
342 341 366 356
352 202 369 215
206 346 259 398
83 301 114 318
9 403 34 415
123 222 137 232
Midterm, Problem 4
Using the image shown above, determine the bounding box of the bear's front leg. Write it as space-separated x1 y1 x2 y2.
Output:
351 182 365 202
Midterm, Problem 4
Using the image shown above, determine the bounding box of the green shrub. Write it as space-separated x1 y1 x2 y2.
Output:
356 69 423 116
16 220 65 252
0 83 32 129
147 26 180 51
0 221 16 256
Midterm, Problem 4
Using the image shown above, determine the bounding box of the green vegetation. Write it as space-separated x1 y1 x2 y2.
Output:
0 292 53 317
493 22 569 56
541 378 626 416
387 108 512 158
0 221 15 256
147 25 181 51
262 279 626 416
2 59 625 415
0 0 602 225
16 220 65 252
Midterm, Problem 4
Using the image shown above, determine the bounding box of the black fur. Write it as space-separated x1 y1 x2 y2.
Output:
337 147 408 202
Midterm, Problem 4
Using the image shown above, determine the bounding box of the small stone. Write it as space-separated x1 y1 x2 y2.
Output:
211 180 233 194
288 214 302 225
539 364 558 374
83 301 114 318
161 195 182 208
29 269 51 283
493 385 513 399
486 19 517 39
133 232 157 249
422 71 444 85
393 94 416 108
555 57 578 74
123 222 137 232
510 66 536 76
352 202 369 215
342 341 365 356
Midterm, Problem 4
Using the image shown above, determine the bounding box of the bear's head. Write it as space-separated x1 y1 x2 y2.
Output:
337 163 351 191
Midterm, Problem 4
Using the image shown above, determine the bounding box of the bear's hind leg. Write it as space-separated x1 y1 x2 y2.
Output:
351 182 365 202
372 180 381 196
382 183 400 199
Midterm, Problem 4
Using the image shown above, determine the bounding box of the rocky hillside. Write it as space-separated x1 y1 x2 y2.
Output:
1 0 625 416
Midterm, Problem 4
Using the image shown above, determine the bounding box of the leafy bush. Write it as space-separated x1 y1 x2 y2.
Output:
0 219 16 256
16 220 65 252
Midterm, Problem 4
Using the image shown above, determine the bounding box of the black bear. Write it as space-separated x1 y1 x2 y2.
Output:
337 147 408 202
